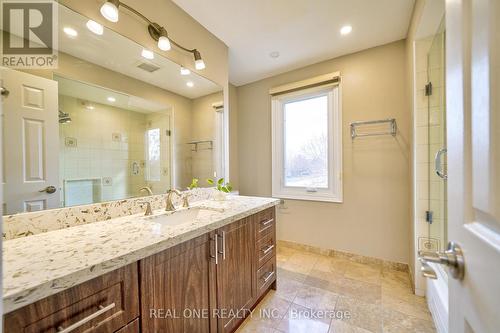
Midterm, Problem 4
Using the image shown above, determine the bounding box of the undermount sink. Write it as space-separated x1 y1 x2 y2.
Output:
143 207 221 227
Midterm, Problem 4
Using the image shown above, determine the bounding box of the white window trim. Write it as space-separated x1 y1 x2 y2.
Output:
271 83 343 203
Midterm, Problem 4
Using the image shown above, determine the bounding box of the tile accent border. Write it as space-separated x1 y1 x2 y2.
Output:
277 239 409 272
3 188 217 240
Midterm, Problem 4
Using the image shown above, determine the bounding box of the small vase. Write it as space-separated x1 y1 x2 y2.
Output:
213 191 227 201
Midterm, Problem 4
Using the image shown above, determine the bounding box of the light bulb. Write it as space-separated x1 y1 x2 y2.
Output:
86 20 103 35
100 1 119 23
141 49 154 60
107 96 116 102
195 59 205 70
180 67 191 75
186 81 194 87
158 36 171 51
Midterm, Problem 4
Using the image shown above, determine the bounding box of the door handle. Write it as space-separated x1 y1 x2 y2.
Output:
56 303 115 333
39 186 57 194
418 241 464 280
435 148 448 179
0 86 9 97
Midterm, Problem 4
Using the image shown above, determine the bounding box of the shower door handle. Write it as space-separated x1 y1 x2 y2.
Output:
435 148 447 179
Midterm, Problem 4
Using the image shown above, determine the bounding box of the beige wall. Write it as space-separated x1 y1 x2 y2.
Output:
237 40 411 264
191 92 223 184
228 84 239 189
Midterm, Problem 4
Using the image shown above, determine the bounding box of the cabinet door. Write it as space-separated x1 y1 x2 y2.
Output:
216 216 255 333
140 233 217 333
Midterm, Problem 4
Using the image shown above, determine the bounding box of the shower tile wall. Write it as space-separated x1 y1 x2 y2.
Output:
59 95 148 205
414 34 446 293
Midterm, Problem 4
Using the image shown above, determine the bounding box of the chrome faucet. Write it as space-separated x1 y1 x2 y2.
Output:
165 188 182 211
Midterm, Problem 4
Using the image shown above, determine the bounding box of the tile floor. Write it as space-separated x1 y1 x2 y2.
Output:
236 244 436 333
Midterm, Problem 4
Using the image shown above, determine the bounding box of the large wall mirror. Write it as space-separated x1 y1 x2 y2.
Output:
1 4 225 215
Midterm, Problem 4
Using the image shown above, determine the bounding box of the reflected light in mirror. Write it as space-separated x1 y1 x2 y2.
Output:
141 49 154 60
107 96 116 102
100 0 119 23
186 81 194 87
86 20 104 35
180 67 190 75
63 27 78 37
340 25 352 35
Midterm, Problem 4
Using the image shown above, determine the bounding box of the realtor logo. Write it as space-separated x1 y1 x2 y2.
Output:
1 0 58 68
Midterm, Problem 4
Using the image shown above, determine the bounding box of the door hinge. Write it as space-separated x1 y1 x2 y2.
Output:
425 210 433 224
425 82 433 96
165 129 171 136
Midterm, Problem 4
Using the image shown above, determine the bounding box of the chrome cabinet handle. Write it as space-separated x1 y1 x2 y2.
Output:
261 244 275 255
56 303 115 333
435 148 448 179
218 231 226 260
261 218 274 226
39 186 57 194
262 271 275 283
210 233 218 265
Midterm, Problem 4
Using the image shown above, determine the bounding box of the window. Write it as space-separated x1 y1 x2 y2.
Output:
145 128 161 181
272 84 342 202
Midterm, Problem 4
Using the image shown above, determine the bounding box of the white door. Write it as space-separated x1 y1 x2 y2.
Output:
446 0 500 332
1 68 59 214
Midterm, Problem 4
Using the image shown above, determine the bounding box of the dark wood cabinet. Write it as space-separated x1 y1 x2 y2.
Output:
140 233 217 333
4 207 277 333
215 216 255 333
4 263 139 333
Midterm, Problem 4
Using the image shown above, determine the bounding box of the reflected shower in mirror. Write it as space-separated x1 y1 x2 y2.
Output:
1 3 224 215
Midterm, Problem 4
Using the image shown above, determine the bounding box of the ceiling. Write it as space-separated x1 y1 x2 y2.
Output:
172 0 415 86
56 76 171 114
58 4 221 99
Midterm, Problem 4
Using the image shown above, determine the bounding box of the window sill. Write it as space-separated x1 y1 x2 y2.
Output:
272 193 343 203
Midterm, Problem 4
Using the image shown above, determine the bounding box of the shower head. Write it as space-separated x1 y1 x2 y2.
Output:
59 110 71 124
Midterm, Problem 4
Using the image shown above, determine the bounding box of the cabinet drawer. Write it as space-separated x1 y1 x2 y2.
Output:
256 231 276 268
256 257 276 297
256 207 275 239
115 319 139 333
4 263 139 333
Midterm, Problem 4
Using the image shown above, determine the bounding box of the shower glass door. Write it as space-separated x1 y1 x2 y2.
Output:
426 18 447 254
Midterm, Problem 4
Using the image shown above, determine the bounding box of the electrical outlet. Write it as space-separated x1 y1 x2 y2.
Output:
102 177 113 186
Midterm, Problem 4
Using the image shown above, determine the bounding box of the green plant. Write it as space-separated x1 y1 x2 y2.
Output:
188 178 199 190
207 177 232 193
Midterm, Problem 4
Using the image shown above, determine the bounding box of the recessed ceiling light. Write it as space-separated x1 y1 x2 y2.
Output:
86 20 103 35
141 49 154 60
63 27 78 37
186 81 194 87
180 66 191 75
107 96 116 102
340 25 352 35
269 51 280 58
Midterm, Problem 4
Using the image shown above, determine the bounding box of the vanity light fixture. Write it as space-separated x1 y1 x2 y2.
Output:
99 0 206 70
186 81 194 87
180 66 190 75
100 0 119 23
340 25 352 35
63 27 78 37
107 96 116 102
141 49 154 60
86 20 104 35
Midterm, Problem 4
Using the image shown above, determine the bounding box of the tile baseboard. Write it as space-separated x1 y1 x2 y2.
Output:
277 239 409 272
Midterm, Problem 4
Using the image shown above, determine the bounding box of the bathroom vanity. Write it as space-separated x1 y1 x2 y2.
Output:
3 196 278 333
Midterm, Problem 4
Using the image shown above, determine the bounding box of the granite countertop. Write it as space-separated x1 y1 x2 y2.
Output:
3 195 280 314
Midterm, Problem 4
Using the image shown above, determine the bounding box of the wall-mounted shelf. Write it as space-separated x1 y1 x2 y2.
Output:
187 140 213 152
350 118 397 139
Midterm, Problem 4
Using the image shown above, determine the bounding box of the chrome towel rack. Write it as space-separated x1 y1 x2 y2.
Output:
350 118 397 139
